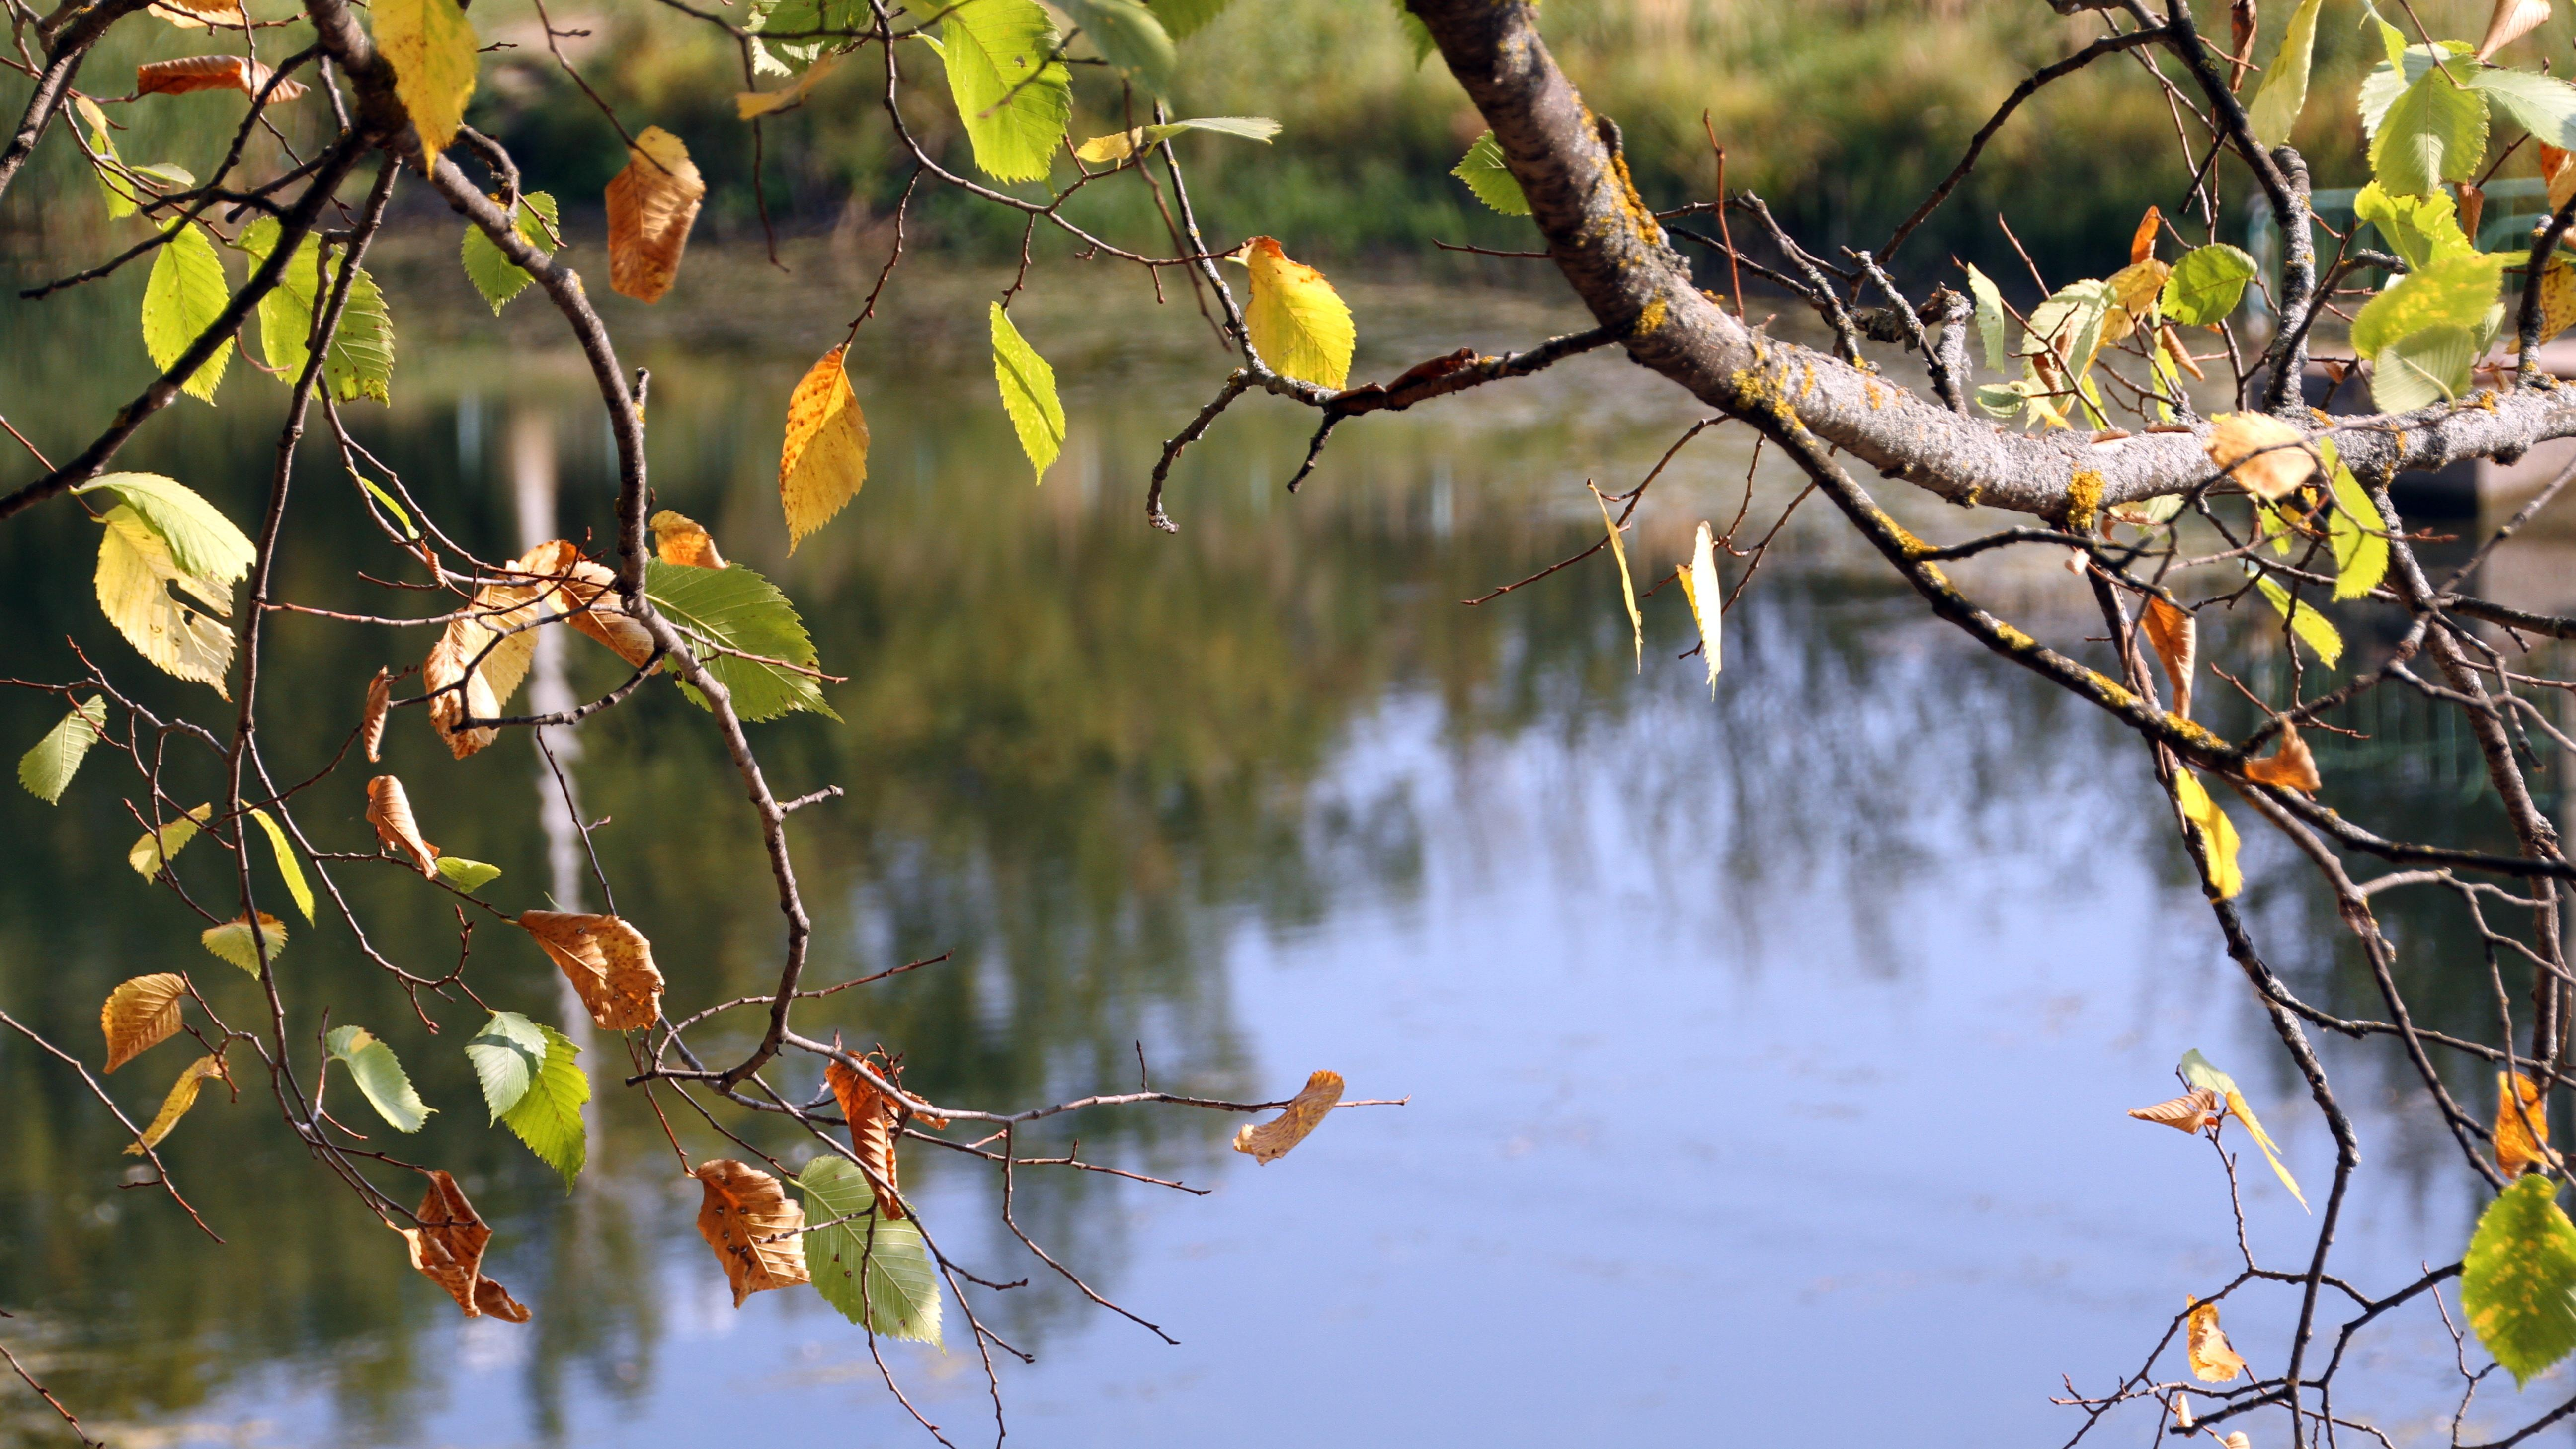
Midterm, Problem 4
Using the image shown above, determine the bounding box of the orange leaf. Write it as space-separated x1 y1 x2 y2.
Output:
2496 1070 2560 1178
2185 1296 2247 1382
101 973 186 1073
649 509 727 569
1232 1069 1344 1164
824 1045 909 1219
2243 722 2322 794
2127 1087 2219 1133
136 53 305 100
2544 143 2576 215
399 1170 530 1321
2131 206 2163 265
2143 595 2197 718
361 666 390 763
366 774 440 876
693 1159 811 1307
518 911 663 1029
604 125 703 304
778 346 868 551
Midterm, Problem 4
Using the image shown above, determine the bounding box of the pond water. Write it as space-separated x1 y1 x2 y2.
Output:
2 242 2575 1448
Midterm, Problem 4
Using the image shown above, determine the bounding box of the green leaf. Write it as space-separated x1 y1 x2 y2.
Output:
2158 244 2259 327
200 913 285 974
73 95 135 220
939 0 1072 184
1060 0 1173 92
1452 131 1530 217
2244 0 2324 146
460 191 559 314
1965 262 2008 372
245 806 316 924
141 223 233 404
748 0 863 70
128 803 210 878
435 856 502 892
1392 0 1434 66
70 473 255 585
1146 0 1230 39
2360 40 2477 135
2370 321 2481 411
2464 1174 2576 1386
797 1157 944 1345
2349 248 2507 360
990 302 1065 484
2472 67 2576 149
374 0 480 158
2318 441 2391 602
323 1024 434 1133
241 219 397 404
19 698 106 805
466 1010 545 1117
468 1011 587 1187
2372 65 2490 197
645 560 839 722
2352 181 2473 272
2254 571 2346 667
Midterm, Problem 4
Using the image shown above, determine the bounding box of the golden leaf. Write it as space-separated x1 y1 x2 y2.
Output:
2545 143 2576 215
362 666 390 763
825 1047 907 1220
2539 258 2576 347
2476 0 2554 60
2206 413 2315 502
1675 519 1721 695
779 345 869 552
2243 722 2322 794
2221 1085 2307 1209
398 1170 531 1321
518 911 663 1029
735 50 842 118
98 508 234 696
135 53 306 100
1232 1069 1345 1164
1590 484 1641 674
2130 206 2163 265
366 774 441 876
2496 1070 2560 1177
125 1053 226 1153
128 802 211 877
2172 770 2243 900
2104 258 2172 342
101 972 187 1074
2127 1087 2220 1133
604 125 704 304
1238 236 1355 390
150 0 249 29
693 1159 811 1307
2143 595 2197 718
2185 1296 2247 1382
649 509 727 569
199 911 286 974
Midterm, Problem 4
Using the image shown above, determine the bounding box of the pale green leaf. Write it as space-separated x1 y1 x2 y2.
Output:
200 913 285 975
460 191 559 314
19 697 107 805
70 473 255 584
1965 262 2008 371
468 1011 587 1187
2244 0 2325 146
1452 131 1530 216
73 95 134 220
141 222 234 404
939 0 1072 184
2158 245 2259 327
989 302 1064 484
466 1010 545 1118
2360 40 2478 135
96 508 235 694
798 1157 944 1345
2254 571 2346 667
1060 0 1172 91
1392 0 1434 66
436 856 502 892
2472 67 2576 149
748 0 863 69
2372 65 2490 196
2316 438 2392 601
128 803 209 878
2370 322 2481 411
324 1024 434 1132
1071 115 1279 163
375 0 480 158
242 219 397 404
645 560 839 722
1146 0 1230 39
2463 1174 2576 1386
2349 248 2507 360
246 806 316 924
2352 181 2473 272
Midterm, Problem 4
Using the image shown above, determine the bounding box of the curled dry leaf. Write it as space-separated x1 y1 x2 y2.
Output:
2242 722 2322 794
136 53 307 100
2130 205 2162 266
362 666 390 762
1232 1069 1345 1164
2496 1070 2561 1178
2127 1087 2220 1134
126 1053 226 1153
779 345 869 552
2219 1435 2250 1449
2159 321 2207 381
649 509 726 569
2185 1296 2247 1382
102 972 187 1073
2206 413 2315 502
422 540 648 757
604 125 704 304
2143 596 2196 718
400 1170 530 1321
693 1159 811 1307
519 539 655 667
151 0 250 28
518 911 663 1029
2539 258 2576 349
366 774 441 876
824 1046 907 1219
2477 0 2554 59
1675 519 1721 696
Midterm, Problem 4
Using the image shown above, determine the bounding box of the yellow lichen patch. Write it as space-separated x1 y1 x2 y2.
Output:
2065 470 2106 533
1993 622 2038 651
1799 362 1815 399
2085 672 2138 710
1919 562 1950 588
1864 379 1888 410
2164 713 2229 752
1604 148 1664 248
1633 297 1668 336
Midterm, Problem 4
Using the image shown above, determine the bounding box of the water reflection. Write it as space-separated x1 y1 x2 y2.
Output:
1 246 2574 1446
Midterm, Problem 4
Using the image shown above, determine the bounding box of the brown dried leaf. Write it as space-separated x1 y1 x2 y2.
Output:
519 539 657 668
2243 722 2322 794
101 972 187 1073
362 666 391 763
421 632 500 759
1231 1069 1345 1164
399 1170 530 1321
366 774 440 876
136 53 307 100
692 1159 810 1307
2126 1087 2220 1134
2186 1296 2247 1383
604 125 703 304
649 509 727 569
2143 596 2197 719
824 1047 906 1219
125 1053 226 1153
518 911 663 1029
2206 412 2315 502
2496 1070 2560 1178
2159 321 2207 381
2477 0 2554 60
2456 182 2488 243
421 541 648 756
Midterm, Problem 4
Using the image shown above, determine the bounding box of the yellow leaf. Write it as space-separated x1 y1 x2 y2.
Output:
2126 1087 2219 1133
518 911 664 1029
649 509 727 568
398 1170 530 1320
199 912 286 975
149 0 249 29
2546 143 2576 214
101 972 187 1073
97 507 235 695
825 1048 909 1219
1590 484 1641 674
1675 519 1721 695
2205 412 2315 501
779 345 869 552
125 1053 226 1153
1073 129 1144 164
127 802 211 878
2143 595 2196 717
2185 1296 2248 1382
366 774 441 876
1232 1069 1344 1164
694 1159 811 1307
2222 1085 2308 1209
604 126 704 304
2496 1070 2560 1177
2172 770 2243 900
375 0 479 159
2243 722 2322 794
2539 258 2576 347
736 50 842 118
1238 236 1354 390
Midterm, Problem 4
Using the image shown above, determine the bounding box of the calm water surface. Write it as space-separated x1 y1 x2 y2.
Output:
2 243 2573 1447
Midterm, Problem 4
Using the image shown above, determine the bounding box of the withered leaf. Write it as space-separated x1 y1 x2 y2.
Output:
102 972 187 1073
2143 595 2197 719
825 1048 906 1219
1232 1069 1344 1164
2477 0 2554 60
422 541 647 757
649 509 726 569
2127 1087 2220 1134
2206 413 2315 502
362 666 390 762
604 125 703 304
399 1169 530 1321
2496 1070 2560 1178
366 774 440 876
126 1053 226 1153
136 53 307 101
2186 1296 2247 1382
693 1159 809 1307
2242 722 2322 794
518 539 656 668
518 911 662 1029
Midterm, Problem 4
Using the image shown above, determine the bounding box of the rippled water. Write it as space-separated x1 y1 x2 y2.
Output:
3 243 2575 1447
